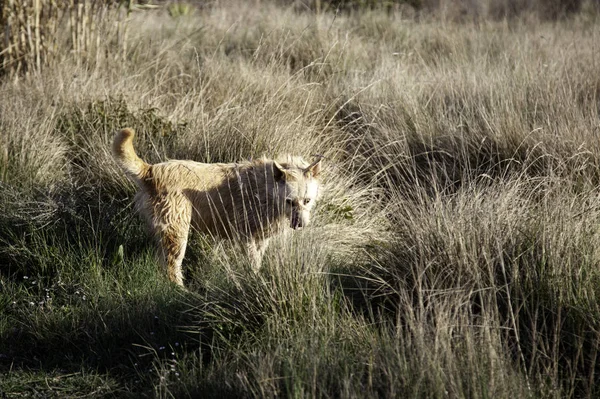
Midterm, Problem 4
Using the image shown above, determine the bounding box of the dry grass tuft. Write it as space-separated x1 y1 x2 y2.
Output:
0 0 131 77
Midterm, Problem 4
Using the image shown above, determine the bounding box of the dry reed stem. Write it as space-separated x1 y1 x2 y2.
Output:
0 0 132 77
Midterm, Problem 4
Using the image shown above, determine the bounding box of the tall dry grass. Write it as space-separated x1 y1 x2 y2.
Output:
0 0 131 77
1 1 600 397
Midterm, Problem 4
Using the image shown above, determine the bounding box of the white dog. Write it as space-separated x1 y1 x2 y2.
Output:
113 128 322 286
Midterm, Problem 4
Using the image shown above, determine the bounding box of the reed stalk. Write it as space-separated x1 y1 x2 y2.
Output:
0 0 132 77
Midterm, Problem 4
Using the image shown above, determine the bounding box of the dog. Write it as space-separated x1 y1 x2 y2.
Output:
112 128 322 287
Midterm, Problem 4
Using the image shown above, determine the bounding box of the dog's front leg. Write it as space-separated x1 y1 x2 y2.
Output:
247 238 270 272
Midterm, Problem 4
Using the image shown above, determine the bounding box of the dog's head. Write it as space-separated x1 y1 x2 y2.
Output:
273 157 322 230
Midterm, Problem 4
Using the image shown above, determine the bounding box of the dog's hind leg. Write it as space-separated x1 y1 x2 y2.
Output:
155 196 192 287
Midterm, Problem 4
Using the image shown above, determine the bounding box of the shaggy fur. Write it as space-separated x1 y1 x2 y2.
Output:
112 128 322 286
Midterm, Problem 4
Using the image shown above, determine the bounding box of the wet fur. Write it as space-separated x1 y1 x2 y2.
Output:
112 128 321 286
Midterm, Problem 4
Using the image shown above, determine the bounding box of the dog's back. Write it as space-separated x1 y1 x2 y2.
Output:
147 158 286 239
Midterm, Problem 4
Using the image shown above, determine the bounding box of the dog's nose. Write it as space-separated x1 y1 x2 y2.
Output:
291 214 303 229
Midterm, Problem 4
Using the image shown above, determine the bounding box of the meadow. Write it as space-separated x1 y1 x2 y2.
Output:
1 0 600 397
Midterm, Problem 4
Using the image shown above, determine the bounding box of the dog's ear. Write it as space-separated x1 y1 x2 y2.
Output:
305 158 322 178
273 161 287 181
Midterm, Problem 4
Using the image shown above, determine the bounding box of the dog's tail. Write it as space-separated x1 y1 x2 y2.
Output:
112 128 150 181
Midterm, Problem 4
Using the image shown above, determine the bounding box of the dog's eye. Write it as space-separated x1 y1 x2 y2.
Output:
303 198 311 205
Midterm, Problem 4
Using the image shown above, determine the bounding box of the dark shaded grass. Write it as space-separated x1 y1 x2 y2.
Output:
1 271 199 397
323 78 600 394
290 0 593 21
0 238 265 397
334 98 600 200
0 99 197 396
332 179 600 397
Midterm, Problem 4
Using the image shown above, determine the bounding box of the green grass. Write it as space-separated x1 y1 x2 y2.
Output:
2 1 600 397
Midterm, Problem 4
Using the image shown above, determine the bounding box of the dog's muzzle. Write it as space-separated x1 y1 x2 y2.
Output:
291 212 303 230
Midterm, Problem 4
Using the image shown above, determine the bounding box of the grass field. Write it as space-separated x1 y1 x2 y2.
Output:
2 1 600 397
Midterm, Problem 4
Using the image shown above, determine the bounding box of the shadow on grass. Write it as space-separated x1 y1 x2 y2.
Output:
0 178 265 396
0 286 210 395
330 242 600 398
